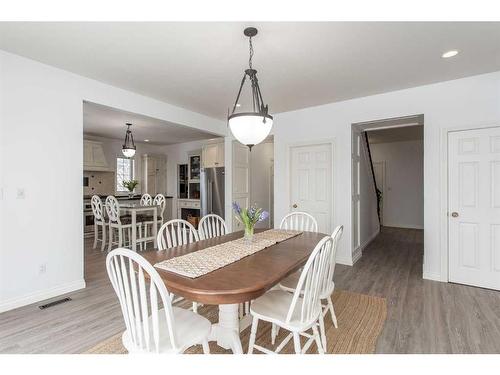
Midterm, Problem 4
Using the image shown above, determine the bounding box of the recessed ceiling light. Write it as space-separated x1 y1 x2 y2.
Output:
144 139 150 142
236 103 241 107
442 50 459 58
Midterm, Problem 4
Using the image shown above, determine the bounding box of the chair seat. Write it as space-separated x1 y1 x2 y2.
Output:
122 306 211 354
280 271 335 299
250 290 319 332
139 215 162 222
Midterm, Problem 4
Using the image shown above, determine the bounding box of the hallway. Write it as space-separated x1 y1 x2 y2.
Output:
336 227 500 353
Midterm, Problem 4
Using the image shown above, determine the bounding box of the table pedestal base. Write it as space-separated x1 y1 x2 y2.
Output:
209 304 245 354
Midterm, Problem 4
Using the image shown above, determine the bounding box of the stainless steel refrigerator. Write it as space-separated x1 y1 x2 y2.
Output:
200 167 225 219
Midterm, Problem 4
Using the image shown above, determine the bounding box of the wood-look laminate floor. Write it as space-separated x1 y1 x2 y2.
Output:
1 227 500 354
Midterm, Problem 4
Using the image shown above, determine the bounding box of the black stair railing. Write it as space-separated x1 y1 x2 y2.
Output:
364 132 382 225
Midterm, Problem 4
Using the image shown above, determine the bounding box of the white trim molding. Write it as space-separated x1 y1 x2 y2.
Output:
0 279 86 313
355 228 380 264
383 223 424 230
337 228 379 266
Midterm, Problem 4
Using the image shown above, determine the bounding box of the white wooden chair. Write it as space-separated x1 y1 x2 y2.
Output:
105 196 144 252
141 194 167 249
140 193 152 206
278 225 344 350
157 219 200 312
280 211 318 232
106 248 211 353
91 195 107 251
198 214 228 240
248 235 334 354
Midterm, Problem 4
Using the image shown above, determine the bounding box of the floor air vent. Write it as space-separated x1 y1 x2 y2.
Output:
39 297 72 310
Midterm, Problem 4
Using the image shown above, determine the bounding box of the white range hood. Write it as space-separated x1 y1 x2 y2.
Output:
84 140 111 171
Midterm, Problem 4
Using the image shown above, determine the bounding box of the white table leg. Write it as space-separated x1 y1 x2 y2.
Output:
131 210 137 252
153 207 158 249
209 304 243 354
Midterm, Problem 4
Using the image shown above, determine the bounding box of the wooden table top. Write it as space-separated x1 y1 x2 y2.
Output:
142 229 328 305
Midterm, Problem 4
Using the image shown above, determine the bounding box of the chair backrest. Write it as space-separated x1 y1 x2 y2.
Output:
140 194 152 206
106 248 177 353
280 212 318 232
286 235 334 325
91 195 105 222
105 196 121 224
157 219 200 250
153 194 166 222
198 214 228 240
320 225 344 296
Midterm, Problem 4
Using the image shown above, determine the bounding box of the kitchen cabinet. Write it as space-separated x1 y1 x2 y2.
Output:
142 154 167 195
189 154 201 180
202 142 224 168
84 140 110 171
177 199 201 228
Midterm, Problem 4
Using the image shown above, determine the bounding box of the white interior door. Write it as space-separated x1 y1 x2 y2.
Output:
373 161 385 225
232 142 250 231
290 143 332 234
448 127 500 290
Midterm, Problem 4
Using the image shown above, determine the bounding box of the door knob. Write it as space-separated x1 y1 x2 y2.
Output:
292 204 298 208
451 212 459 218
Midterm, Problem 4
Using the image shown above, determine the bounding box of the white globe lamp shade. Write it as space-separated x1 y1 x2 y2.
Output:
122 147 136 158
228 114 273 147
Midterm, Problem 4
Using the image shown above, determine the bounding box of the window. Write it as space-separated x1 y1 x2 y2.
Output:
116 157 135 192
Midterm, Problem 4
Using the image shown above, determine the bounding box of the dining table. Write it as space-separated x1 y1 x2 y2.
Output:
143 229 327 354
120 202 159 252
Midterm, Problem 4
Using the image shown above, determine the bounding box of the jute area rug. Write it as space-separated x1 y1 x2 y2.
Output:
84 290 386 354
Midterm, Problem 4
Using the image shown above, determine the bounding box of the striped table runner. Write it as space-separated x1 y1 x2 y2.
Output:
154 229 302 278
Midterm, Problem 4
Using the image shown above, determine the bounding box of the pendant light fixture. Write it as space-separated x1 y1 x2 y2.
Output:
121 123 136 158
228 27 273 150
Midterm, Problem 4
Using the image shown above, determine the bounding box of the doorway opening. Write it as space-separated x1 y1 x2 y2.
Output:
351 115 424 264
82 100 221 273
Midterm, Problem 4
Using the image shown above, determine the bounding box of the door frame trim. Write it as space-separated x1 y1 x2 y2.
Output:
440 123 500 283
286 139 336 236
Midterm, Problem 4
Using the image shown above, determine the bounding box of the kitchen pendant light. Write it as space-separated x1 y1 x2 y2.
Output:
228 27 273 150
121 123 136 158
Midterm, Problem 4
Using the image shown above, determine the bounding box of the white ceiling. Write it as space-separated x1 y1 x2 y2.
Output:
83 101 218 145
367 125 423 144
1 22 500 120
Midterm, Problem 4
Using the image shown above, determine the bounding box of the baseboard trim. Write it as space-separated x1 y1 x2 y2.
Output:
382 223 424 230
422 271 444 282
336 256 354 266
352 246 363 264
0 279 86 313
351 229 380 265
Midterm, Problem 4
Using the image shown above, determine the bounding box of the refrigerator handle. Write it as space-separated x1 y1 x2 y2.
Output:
208 180 213 213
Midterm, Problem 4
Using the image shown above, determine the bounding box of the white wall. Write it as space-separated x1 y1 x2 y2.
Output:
0 50 225 312
371 139 424 229
250 141 274 229
274 71 500 280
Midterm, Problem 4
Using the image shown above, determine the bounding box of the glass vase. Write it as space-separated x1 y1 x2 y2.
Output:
244 225 254 243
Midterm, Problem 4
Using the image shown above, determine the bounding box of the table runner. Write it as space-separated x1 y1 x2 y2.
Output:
154 229 302 278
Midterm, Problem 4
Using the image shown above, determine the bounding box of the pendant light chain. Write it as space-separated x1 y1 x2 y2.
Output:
248 36 254 70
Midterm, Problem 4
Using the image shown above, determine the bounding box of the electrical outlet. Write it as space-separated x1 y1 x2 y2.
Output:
17 188 25 199
39 264 46 275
